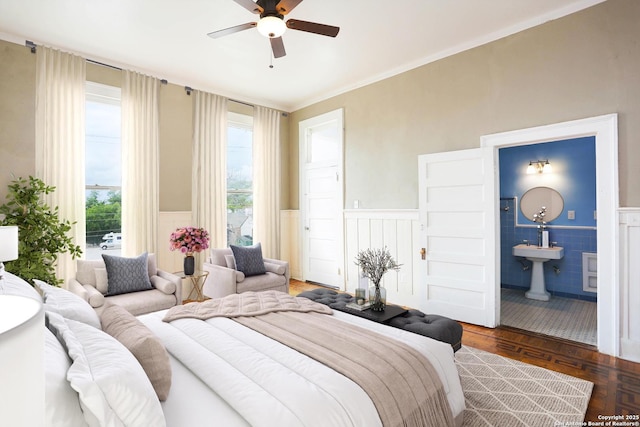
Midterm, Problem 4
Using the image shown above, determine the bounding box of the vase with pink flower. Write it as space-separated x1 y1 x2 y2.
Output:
169 226 210 275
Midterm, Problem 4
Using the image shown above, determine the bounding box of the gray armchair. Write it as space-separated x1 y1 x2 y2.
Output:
202 248 290 299
68 253 182 316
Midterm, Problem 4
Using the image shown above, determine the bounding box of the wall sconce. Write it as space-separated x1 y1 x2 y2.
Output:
526 159 552 174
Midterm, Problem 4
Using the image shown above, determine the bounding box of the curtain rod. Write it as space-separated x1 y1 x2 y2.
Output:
183 86 251 107
230 98 291 116
230 98 255 108
26 40 286 115
26 40 167 84
87 58 168 84
183 86 288 116
88 59 121 72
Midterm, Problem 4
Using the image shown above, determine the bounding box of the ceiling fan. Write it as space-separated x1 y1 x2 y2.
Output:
207 0 340 59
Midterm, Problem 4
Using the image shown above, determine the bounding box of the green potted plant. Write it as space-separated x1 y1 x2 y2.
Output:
354 247 401 311
0 176 82 286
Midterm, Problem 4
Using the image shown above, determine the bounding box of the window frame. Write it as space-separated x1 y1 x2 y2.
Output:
85 81 123 255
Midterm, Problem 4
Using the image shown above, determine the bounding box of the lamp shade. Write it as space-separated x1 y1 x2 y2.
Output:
526 162 535 174
0 225 19 262
0 295 45 426
257 16 286 38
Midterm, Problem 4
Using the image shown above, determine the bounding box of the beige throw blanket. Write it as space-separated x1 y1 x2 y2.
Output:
163 290 332 322
236 311 454 427
164 290 454 427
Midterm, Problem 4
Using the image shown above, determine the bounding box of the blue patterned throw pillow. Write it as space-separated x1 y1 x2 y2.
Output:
230 243 266 277
102 252 153 296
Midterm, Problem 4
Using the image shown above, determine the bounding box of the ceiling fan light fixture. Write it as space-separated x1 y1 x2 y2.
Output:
257 16 286 38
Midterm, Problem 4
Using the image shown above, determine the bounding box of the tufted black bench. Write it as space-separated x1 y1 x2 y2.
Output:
298 288 462 352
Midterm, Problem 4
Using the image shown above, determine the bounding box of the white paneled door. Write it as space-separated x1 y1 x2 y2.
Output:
299 109 344 287
418 148 498 327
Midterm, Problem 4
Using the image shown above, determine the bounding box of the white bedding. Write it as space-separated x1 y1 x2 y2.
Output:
139 308 465 427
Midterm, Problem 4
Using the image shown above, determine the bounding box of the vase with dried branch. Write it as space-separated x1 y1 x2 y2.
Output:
354 247 401 311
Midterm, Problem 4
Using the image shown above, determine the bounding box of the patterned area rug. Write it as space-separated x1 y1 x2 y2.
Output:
456 346 593 427
501 288 597 345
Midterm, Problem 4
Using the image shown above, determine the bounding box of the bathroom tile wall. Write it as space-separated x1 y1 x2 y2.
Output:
499 137 597 302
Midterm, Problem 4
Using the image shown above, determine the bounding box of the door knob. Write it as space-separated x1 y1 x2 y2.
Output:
420 248 426 260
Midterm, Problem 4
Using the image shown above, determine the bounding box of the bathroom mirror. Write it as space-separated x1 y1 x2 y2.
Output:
520 186 564 223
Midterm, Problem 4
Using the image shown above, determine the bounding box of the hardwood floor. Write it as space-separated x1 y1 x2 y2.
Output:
289 279 640 422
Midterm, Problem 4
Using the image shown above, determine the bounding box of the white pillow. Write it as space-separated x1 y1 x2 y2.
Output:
34 279 101 329
46 312 166 427
0 272 43 301
44 328 87 427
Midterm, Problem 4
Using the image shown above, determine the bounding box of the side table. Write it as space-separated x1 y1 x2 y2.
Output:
175 270 209 302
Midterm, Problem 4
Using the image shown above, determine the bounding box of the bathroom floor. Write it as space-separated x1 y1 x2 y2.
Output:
500 288 597 346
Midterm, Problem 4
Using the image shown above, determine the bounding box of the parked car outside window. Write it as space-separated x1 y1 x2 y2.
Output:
101 238 122 250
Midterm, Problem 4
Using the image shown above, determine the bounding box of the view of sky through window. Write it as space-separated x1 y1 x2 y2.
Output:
86 100 121 191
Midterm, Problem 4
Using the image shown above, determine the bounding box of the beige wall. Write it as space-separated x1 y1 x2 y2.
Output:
0 43 289 213
158 83 193 211
0 40 36 202
288 0 640 210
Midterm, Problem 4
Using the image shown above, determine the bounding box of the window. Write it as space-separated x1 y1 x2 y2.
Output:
85 82 122 259
227 112 253 246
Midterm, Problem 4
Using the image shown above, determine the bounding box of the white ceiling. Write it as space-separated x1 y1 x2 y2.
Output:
0 0 604 111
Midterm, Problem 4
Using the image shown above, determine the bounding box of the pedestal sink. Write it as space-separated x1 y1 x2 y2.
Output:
513 244 564 301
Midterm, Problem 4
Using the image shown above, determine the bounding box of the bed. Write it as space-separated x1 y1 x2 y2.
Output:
1 272 465 427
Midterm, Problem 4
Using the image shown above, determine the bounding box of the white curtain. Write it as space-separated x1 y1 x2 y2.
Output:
252 106 281 258
121 71 160 256
35 46 86 285
192 91 228 252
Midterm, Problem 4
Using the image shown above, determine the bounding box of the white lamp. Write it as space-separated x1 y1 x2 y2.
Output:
0 226 19 280
0 295 45 426
257 16 286 38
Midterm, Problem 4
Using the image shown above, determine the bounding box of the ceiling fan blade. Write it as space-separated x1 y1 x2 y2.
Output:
286 19 340 37
270 36 286 58
276 0 303 15
233 0 263 14
207 22 257 39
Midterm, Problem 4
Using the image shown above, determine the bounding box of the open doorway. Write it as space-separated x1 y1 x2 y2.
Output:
497 138 597 345
482 114 619 356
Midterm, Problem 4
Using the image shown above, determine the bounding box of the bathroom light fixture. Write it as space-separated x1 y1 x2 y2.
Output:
526 159 552 174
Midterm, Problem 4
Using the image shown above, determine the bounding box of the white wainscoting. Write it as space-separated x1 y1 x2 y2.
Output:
283 207 640 362
619 208 640 363
344 209 422 308
280 210 302 280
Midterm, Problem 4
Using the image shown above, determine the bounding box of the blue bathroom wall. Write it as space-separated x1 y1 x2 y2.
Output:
500 137 596 227
499 137 597 301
